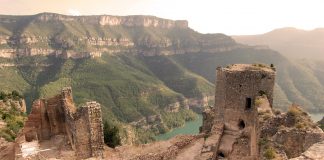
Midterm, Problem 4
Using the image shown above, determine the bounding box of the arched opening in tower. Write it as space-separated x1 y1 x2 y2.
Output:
238 119 246 129
245 97 252 110
218 152 225 158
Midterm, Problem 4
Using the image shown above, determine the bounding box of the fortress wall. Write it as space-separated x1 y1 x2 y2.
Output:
22 87 104 159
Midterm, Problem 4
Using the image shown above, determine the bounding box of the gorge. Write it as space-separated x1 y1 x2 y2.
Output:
0 13 324 146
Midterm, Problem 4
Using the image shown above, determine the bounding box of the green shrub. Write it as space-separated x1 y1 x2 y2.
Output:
0 129 15 142
258 138 268 146
136 128 155 144
296 122 305 129
287 106 302 117
264 147 276 159
0 102 26 141
255 98 263 106
320 124 324 131
103 121 121 148
0 90 23 101
161 109 197 129
252 63 268 68
11 90 23 100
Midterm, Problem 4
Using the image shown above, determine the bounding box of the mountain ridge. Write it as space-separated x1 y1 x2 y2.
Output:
232 27 324 60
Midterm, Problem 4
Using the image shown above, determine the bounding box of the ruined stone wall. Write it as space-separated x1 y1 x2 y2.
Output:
22 87 104 159
85 102 104 157
73 107 92 158
66 102 104 158
46 95 66 136
60 88 104 159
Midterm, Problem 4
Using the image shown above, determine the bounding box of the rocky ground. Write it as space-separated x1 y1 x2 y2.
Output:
291 140 324 160
258 103 324 160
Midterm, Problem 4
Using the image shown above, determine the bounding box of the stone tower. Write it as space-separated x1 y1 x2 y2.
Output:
201 64 276 159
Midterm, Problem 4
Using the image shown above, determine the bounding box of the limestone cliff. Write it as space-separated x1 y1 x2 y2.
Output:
33 13 188 28
0 13 238 58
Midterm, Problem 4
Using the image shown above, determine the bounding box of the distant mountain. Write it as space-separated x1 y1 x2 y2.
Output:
232 27 324 60
1 13 324 142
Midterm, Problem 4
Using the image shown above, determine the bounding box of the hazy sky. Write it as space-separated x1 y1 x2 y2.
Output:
1 0 323 35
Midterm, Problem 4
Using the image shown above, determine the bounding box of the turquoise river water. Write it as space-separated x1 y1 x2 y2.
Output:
155 113 323 141
155 114 203 141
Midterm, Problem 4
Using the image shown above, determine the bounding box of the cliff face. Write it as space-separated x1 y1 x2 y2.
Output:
33 13 188 28
0 13 237 58
98 15 188 28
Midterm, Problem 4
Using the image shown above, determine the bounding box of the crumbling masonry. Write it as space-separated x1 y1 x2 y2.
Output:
201 64 275 159
22 87 104 159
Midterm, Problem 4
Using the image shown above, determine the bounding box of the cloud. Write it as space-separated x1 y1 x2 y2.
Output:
67 9 81 16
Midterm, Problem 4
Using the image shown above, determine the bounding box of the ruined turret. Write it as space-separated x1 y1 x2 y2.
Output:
201 64 276 159
19 87 104 159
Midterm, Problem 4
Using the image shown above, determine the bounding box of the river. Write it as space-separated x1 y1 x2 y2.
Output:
155 114 203 141
155 113 323 141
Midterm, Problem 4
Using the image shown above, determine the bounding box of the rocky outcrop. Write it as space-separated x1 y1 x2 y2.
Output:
130 114 164 133
86 37 134 46
0 36 9 45
165 102 181 112
0 99 26 113
290 140 324 160
259 105 324 159
0 49 15 58
186 96 214 112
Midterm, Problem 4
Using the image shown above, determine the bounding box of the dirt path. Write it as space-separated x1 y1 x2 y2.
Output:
175 138 204 160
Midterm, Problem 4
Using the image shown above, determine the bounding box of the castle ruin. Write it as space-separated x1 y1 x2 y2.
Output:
201 64 276 159
20 87 104 159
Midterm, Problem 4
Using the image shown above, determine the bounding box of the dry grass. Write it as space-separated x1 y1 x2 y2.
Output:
264 147 276 159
